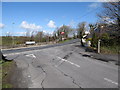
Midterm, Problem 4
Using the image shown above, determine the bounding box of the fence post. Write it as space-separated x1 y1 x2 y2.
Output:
98 39 101 53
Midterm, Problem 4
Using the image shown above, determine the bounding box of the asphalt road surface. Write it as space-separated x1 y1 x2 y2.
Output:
2 39 119 88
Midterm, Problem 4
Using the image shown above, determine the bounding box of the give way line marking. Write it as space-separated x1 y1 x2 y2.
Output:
104 78 118 86
26 54 36 58
57 57 80 68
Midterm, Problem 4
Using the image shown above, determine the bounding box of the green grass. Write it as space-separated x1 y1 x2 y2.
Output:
101 45 119 54
59 38 73 43
2 83 13 88
0 60 15 88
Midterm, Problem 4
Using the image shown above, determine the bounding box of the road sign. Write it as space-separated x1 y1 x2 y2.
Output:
61 32 65 35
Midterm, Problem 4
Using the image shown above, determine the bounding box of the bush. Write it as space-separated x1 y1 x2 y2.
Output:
100 33 110 47
91 33 99 48
86 38 92 42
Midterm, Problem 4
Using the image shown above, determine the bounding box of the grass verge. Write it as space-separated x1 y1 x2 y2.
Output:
101 46 119 54
58 38 73 43
0 60 15 88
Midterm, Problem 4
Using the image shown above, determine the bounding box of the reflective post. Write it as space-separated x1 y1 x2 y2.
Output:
98 39 101 53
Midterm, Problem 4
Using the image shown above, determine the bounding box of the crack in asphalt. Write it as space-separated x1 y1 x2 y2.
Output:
63 52 73 60
52 65 83 89
30 57 47 89
39 65 47 90
16 55 39 88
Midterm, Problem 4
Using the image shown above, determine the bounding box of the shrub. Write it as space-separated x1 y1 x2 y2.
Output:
86 38 92 42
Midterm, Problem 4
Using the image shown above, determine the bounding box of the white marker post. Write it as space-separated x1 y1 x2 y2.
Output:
98 25 104 53
98 39 101 53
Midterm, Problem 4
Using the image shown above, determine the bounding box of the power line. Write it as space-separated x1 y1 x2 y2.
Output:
77 7 101 20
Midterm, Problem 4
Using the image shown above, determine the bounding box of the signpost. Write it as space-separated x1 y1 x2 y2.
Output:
61 32 65 35
60 32 65 41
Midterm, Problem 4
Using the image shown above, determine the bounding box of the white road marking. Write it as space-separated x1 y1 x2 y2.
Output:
104 78 118 85
26 54 36 58
57 57 80 68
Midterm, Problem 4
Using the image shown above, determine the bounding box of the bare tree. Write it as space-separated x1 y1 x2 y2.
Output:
35 31 43 42
6 32 12 37
25 30 30 38
89 24 97 35
97 2 120 47
30 31 35 41
53 30 57 41
98 2 120 26
57 25 72 39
